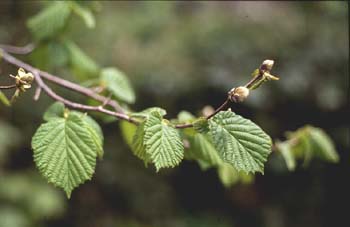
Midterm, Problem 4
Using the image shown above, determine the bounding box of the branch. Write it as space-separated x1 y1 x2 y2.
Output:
0 49 125 113
175 98 231 129
33 70 139 124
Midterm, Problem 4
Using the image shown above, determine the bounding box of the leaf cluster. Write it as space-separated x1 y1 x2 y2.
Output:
276 125 339 171
121 109 271 188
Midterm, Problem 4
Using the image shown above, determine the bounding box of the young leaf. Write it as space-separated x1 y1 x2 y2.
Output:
27 2 72 41
177 111 195 123
307 126 339 163
71 2 96 28
43 102 65 121
193 117 210 134
65 41 100 80
218 163 254 188
76 113 104 159
217 163 241 187
42 102 103 158
32 113 99 198
300 133 313 167
100 67 136 104
144 111 184 171
208 111 272 174
0 91 10 106
130 107 167 119
275 141 296 171
120 120 137 148
131 122 151 164
187 134 222 169
278 125 340 169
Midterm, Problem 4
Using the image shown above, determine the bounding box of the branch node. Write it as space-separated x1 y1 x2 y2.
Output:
33 86 42 101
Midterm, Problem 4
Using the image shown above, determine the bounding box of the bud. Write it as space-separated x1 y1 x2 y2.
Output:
14 68 34 92
18 68 34 83
260 59 274 71
229 86 250 102
202 105 215 117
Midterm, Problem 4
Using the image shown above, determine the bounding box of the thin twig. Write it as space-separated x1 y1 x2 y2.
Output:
0 43 35 55
175 97 232 129
0 84 16 89
33 85 42 101
206 98 230 119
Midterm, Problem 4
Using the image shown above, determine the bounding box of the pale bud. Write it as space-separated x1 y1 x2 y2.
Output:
229 86 250 102
202 105 215 117
261 59 274 71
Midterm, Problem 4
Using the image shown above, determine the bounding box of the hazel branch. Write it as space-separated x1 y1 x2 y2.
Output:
0 45 278 129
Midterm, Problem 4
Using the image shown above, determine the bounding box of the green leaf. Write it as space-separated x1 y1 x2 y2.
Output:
130 107 167 119
43 103 104 158
177 111 195 123
276 141 296 171
208 111 272 174
77 113 104 159
43 102 65 121
0 120 21 164
43 102 104 158
65 41 100 80
307 126 339 163
279 125 339 169
71 2 96 28
300 133 313 167
120 121 150 165
132 122 151 164
193 117 209 134
48 41 70 67
29 42 69 71
27 2 72 41
217 163 254 188
0 91 10 106
0 173 65 219
144 111 184 171
32 112 100 198
100 67 136 104
187 134 222 170
217 163 240 187
120 121 137 148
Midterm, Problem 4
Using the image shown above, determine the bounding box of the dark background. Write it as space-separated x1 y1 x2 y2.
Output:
0 1 349 227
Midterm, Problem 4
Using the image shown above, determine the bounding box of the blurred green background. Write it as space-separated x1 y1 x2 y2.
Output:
0 1 348 227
